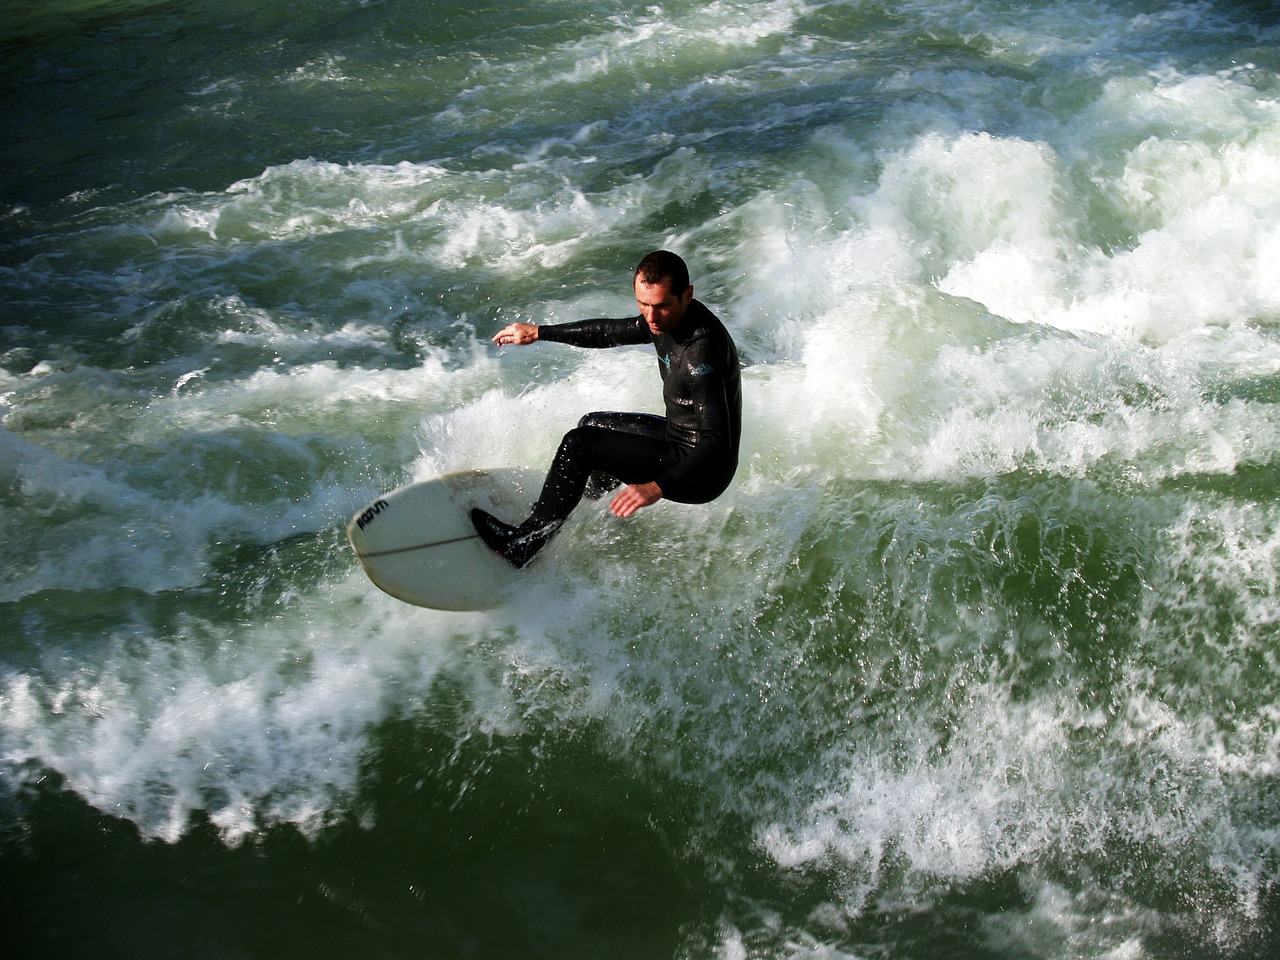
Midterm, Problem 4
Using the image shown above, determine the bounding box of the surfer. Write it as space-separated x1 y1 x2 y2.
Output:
472 250 743 567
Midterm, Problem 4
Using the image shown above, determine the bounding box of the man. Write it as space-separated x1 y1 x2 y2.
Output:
472 250 743 567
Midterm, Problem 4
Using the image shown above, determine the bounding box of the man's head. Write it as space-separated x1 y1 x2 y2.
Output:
634 250 693 335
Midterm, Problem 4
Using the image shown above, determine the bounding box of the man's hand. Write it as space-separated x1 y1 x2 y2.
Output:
610 481 663 518
492 322 539 346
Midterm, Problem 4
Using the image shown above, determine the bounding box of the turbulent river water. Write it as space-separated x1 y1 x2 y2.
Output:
4 1 1280 957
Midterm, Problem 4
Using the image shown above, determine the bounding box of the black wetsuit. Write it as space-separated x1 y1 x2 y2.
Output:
537 300 742 509
473 300 742 566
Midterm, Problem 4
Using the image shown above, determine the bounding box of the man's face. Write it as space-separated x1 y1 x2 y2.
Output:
635 276 692 335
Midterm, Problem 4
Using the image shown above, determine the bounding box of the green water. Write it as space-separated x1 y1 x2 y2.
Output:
5 1 1280 957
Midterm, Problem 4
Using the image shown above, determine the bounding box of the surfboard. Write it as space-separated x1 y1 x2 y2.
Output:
347 468 540 610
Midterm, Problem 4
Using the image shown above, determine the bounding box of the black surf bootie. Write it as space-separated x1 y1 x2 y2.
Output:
470 508 561 569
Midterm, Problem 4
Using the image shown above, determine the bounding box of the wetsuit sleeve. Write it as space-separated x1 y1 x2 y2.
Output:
537 316 650 348
654 339 738 501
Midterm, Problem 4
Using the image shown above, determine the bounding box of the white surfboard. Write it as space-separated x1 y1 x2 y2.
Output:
347 468 541 610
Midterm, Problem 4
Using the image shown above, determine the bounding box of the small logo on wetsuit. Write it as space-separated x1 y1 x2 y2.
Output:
692 363 715 376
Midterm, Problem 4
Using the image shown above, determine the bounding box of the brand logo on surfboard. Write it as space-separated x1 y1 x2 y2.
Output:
356 499 390 530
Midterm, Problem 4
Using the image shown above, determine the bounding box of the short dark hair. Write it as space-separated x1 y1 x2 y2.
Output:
634 250 690 294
